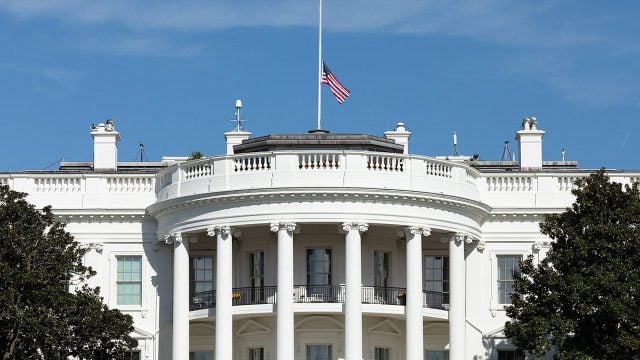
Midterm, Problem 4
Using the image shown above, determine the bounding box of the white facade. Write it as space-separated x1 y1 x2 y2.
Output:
2 119 636 360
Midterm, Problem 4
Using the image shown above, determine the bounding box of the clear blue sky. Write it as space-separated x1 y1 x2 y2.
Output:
1 1 639 171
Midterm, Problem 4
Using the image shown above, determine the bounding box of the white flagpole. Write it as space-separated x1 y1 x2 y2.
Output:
317 0 323 130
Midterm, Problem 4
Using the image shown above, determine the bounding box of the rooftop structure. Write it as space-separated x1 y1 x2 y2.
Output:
1 107 635 360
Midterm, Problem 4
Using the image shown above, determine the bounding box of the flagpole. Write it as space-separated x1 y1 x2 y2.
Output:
317 0 323 130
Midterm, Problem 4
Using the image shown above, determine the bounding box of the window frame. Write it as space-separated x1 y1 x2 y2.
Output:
489 248 530 313
373 251 390 288
306 248 333 287
112 253 145 310
423 255 450 307
305 344 333 360
495 348 524 360
248 250 265 301
496 255 522 305
190 255 215 308
424 350 449 360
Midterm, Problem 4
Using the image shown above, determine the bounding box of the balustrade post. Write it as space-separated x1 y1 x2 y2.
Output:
342 222 368 360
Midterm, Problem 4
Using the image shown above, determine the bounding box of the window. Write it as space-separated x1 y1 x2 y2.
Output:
373 252 390 288
497 256 521 304
375 347 390 360
497 349 524 360
117 256 142 305
307 249 332 289
249 251 265 302
424 256 449 307
306 344 332 360
249 347 264 360
125 351 141 360
425 350 449 360
190 256 214 308
189 352 213 360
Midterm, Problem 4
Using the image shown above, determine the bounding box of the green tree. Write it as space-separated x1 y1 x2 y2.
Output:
0 185 137 359
505 171 640 359
188 151 203 160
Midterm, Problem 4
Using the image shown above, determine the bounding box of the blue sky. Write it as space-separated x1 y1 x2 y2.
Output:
1 0 639 171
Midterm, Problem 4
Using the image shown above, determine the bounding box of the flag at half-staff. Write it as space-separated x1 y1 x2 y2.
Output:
322 62 351 104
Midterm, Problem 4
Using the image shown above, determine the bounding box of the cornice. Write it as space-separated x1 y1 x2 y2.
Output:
485 208 565 222
147 187 492 221
54 209 151 223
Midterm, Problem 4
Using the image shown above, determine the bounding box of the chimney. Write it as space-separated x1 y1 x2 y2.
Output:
516 117 545 170
91 119 120 171
384 122 412 154
224 131 251 155
224 99 251 155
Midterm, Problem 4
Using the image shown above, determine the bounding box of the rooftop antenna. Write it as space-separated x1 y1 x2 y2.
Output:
134 141 148 162
231 99 246 132
561 147 566 161
452 131 460 156
502 140 513 161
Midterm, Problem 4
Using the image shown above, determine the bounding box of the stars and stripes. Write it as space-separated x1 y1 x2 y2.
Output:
321 62 350 104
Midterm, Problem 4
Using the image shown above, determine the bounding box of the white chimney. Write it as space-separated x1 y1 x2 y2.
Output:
384 122 412 154
516 117 545 170
224 131 252 155
91 119 120 171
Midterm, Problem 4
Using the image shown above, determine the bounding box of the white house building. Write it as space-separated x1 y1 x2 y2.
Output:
2 113 634 360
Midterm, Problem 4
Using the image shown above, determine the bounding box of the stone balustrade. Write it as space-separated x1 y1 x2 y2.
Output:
3 151 640 213
155 151 480 202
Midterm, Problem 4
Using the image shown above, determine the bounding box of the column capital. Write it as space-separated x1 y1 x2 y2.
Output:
404 226 431 237
206 225 241 238
451 232 474 244
270 222 298 233
341 221 369 233
164 232 183 245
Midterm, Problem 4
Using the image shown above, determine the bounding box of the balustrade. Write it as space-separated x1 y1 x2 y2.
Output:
425 160 452 178
367 155 404 172
557 176 582 191
33 177 82 193
486 176 534 192
189 286 448 310
106 177 154 192
234 155 272 172
298 153 340 169
183 161 213 180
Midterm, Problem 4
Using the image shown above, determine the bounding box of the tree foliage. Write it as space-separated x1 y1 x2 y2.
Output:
188 151 203 160
0 185 137 359
505 171 640 359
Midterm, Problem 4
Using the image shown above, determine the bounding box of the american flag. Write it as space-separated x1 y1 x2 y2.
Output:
322 62 350 104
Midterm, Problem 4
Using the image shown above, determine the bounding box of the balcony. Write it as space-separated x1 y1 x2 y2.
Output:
190 285 448 311
156 151 481 204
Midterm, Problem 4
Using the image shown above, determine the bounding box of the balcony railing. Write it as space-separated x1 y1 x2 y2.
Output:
190 286 448 311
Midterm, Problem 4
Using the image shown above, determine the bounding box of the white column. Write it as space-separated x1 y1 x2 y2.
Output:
208 225 235 360
271 222 297 360
449 233 468 360
167 233 189 360
405 226 430 359
342 222 368 360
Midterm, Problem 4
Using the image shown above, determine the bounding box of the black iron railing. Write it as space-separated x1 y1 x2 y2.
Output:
293 285 344 303
361 286 407 305
190 286 449 310
191 290 216 310
232 286 277 306
190 286 277 310
423 289 449 310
